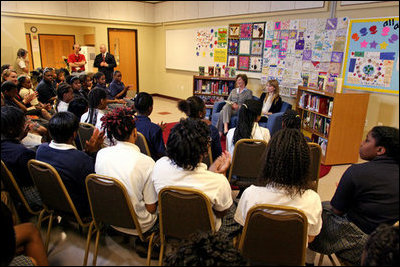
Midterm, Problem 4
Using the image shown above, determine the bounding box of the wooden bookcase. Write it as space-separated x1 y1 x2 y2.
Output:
296 86 369 165
193 75 236 118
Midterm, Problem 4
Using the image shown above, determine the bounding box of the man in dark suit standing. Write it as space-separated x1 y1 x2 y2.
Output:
93 44 117 84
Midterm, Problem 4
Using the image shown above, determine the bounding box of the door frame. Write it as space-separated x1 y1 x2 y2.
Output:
107 28 139 92
25 33 34 71
38 34 75 68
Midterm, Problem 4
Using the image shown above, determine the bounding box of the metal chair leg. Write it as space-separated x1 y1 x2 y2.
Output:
83 221 95 266
92 228 101 266
44 213 54 253
158 236 165 266
146 232 156 266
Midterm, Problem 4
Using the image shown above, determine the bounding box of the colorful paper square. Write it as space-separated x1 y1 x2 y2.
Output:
229 24 240 37
252 22 265 39
249 56 262 72
251 39 263 55
227 56 238 69
238 56 250 70
228 39 239 55
239 39 251 55
240 23 252 39
331 52 344 63
326 18 338 30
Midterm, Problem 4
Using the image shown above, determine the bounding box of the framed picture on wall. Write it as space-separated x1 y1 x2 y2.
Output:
252 22 265 39
229 24 240 38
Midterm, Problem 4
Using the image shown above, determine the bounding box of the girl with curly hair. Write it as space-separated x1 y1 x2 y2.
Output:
234 128 322 245
95 106 158 236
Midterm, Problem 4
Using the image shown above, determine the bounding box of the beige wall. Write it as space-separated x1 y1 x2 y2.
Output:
1 1 399 135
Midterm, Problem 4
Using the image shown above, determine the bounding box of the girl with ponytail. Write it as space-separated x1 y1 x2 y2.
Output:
226 99 270 155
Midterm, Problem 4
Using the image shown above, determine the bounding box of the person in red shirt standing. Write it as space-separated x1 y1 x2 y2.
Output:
68 44 86 75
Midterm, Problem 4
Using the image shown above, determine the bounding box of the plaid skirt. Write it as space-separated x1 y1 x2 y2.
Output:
9 255 35 266
308 201 369 265
218 199 242 239
21 186 43 211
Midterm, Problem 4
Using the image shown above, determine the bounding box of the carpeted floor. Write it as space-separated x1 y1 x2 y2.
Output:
161 122 331 178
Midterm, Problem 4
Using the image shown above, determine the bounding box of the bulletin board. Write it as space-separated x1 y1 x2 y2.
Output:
343 17 399 94
165 26 228 72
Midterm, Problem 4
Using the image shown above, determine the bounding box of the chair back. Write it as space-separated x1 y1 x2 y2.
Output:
85 174 144 239
1 160 41 215
201 146 213 168
228 139 268 183
135 132 151 157
308 142 322 192
27 159 85 225
239 204 308 266
78 122 95 151
159 186 215 240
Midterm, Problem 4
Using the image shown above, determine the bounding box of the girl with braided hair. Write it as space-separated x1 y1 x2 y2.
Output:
178 96 222 160
95 106 158 236
234 128 322 245
226 99 270 156
80 87 108 130
152 118 236 236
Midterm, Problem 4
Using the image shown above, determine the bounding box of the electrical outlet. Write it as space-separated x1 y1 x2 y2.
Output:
377 122 383 126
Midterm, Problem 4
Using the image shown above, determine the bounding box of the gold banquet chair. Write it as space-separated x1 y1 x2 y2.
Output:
308 142 322 192
77 122 96 151
238 204 308 266
85 174 156 266
27 159 91 256
158 186 216 266
135 131 152 157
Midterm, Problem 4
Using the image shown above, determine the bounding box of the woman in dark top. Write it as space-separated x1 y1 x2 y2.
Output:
259 79 282 123
178 96 222 161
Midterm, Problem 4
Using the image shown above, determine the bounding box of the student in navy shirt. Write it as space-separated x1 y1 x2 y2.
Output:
134 92 166 161
177 96 222 161
36 112 104 217
109 70 132 99
1 106 42 210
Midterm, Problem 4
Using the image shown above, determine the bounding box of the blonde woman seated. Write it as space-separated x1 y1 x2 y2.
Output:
259 79 282 123
226 99 270 156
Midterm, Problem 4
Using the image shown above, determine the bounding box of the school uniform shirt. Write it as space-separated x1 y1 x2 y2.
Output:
109 80 127 99
57 100 69 112
152 156 233 231
234 185 322 242
80 109 107 131
135 115 166 161
36 141 95 217
226 122 271 156
19 87 39 106
95 141 158 235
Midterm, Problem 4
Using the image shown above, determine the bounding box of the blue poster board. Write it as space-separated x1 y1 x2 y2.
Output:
343 17 399 94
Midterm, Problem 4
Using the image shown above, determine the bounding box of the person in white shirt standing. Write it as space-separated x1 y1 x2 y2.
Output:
95 106 158 237
152 118 240 237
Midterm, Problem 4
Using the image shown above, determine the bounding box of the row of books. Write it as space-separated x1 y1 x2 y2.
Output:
197 95 225 107
298 92 333 116
194 80 234 95
303 111 330 137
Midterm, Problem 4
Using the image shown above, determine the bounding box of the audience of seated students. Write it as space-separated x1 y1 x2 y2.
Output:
36 67 57 105
1 202 49 266
80 88 108 131
361 223 399 266
17 75 52 120
152 118 236 236
259 79 283 123
35 112 104 217
55 83 74 113
79 73 93 101
95 106 158 236
226 99 271 156
133 92 166 161
178 96 222 161
55 68 66 87
14 48 30 76
308 126 399 265
67 97 89 151
164 231 247 266
109 70 132 99
234 128 322 245
1 106 43 210
92 71 125 107
29 68 43 89
216 74 253 136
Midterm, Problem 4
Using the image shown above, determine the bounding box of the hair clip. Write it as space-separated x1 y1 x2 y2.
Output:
242 104 248 109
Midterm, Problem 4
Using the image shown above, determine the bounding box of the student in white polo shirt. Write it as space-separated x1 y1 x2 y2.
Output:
95 106 158 237
151 118 236 236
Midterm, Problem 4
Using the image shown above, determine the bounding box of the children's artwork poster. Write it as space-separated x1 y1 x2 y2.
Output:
261 17 349 95
227 22 266 73
214 48 227 63
343 17 399 94
195 27 228 66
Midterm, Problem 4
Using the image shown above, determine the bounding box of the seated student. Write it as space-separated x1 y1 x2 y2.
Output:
1 68 18 85
92 71 125 107
308 126 399 265
68 97 89 150
226 99 270 156
178 96 222 161
68 75 85 99
55 68 66 86
36 67 57 105
259 79 282 123
152 118 235 236
1 106 42 210
80 88 108 130
109 70 132 99
95 106 158 236
134 92 166 161
36 112 104 217
1 202 49 266
234 128 322 244
79 73 93 101
361 223 399 266
164 231 247 266
281 109 312 142
55 83 74 113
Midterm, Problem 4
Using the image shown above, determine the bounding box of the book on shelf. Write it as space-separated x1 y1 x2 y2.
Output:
208 66 214 76
302 73 309 87
215 67 221 77
199 66 205 76
317 75 327 91
324 118 330 137
318 137 328 156
328 101 334 117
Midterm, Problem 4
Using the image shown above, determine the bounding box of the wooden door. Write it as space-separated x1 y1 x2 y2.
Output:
39 34 75 69
108 28 138 92
25 33 34 72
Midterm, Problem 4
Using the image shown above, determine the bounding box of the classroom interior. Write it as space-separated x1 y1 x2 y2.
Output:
1 1 399 266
